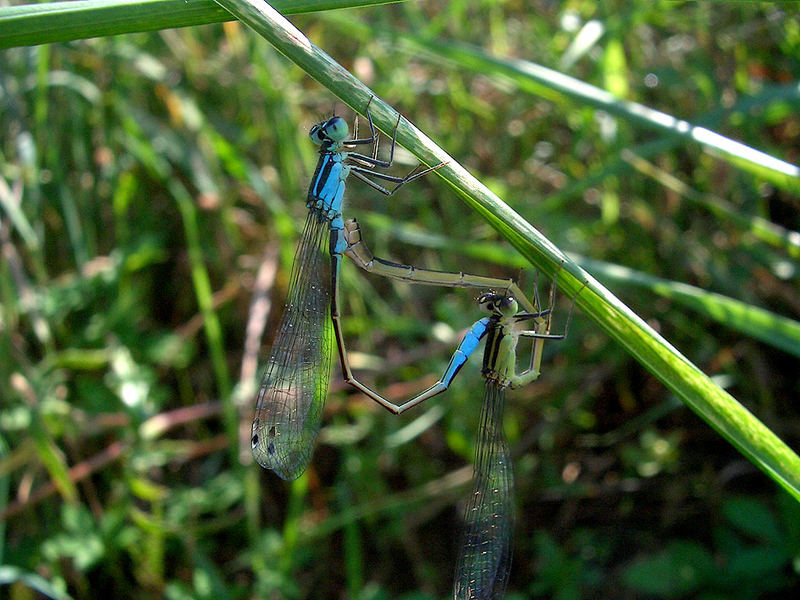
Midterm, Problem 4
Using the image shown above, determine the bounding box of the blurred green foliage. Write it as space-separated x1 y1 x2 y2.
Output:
1 0 799 599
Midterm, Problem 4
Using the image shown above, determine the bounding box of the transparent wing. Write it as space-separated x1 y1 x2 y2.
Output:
251 210 333 480
453 381 514 600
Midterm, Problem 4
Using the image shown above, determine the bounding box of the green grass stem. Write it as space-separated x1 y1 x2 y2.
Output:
0 0 402 49
209 0 800 500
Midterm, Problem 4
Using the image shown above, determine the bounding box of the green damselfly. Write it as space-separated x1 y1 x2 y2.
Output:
252 100 537 480
338 248 572 598
447 290 566 600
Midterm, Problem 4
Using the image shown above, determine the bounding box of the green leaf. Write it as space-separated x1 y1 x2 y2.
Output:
623 540 715 596
725 546 789 583
723 496 783 544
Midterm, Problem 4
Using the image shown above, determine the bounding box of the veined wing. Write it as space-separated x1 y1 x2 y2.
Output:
453 381 514 600
252 210 333 480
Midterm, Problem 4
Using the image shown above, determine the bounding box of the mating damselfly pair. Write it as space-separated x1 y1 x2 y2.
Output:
251 99 538 478
250 99 574 599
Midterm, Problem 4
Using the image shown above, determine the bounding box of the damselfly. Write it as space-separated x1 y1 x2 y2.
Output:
252 100 537 480
337 256 571 598
447 290 566 600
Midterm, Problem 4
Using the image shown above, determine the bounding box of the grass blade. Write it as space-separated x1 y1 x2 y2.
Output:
400 37 800 195
0 566 75 600
578 256 800 360
0 0 404 49
210 0 800 500
620 150 800 260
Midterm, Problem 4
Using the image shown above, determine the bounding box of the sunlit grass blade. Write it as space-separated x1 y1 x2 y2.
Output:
399 37 800 195
211 0 800 501
543 70 800 208
171 180 239 463
621 151 800 260
578 256 800 360
0 566 75 600
0 0 405 49
0 177 39 251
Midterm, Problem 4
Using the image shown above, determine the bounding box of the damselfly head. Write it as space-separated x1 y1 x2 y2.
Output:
478 293 518 317
309 116 349 145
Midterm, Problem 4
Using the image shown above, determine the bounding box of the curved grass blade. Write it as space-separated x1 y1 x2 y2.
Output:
0 0 405 50
399 37 800 195
211 0 800 501
0 566 75 600
620 150 800 260
578 256 800 360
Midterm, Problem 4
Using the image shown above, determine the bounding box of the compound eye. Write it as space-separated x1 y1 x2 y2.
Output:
477 292 499 313
322 116 349 142
309 123 325 145
498 296 519 317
